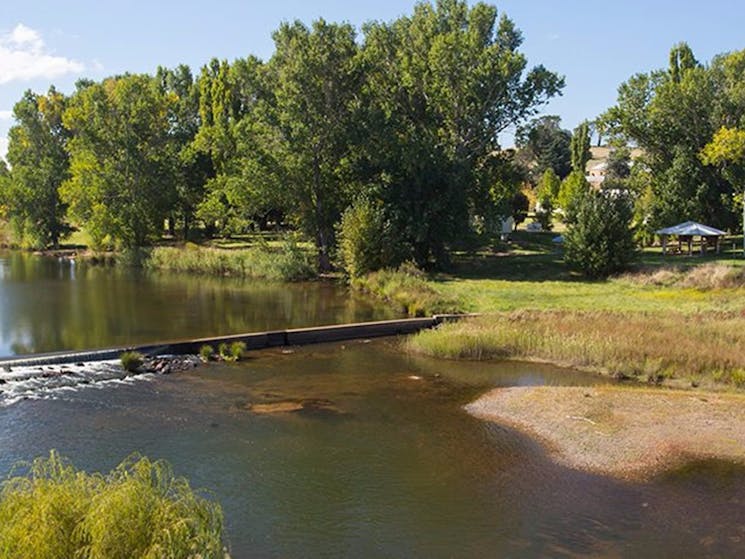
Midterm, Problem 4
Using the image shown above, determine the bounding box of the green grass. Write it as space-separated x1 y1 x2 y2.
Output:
145 243 315 282
0 451 225 559
408 311 745 389
352 264 462 316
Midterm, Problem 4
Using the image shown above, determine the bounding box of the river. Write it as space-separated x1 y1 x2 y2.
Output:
0 252 744 558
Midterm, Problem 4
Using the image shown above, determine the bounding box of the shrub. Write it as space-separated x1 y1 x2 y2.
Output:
336 198 387 278
564 191 636 278
0 451 225 558
120 351 144 373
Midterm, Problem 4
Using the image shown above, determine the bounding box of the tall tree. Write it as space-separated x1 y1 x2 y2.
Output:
570 121 591 174
61 75 176 248
603 43 736 230
156 64 213 239
516 115 572 180
247 20 362 270
362 0 563 266
3 88 71 248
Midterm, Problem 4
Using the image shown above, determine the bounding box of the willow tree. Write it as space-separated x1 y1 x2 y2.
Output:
61 75 176 248
3 88 71 248
361 0 563 266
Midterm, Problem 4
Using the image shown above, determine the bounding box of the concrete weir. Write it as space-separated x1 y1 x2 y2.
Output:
0 315 467 368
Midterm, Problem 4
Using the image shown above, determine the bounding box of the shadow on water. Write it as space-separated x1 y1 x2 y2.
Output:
0 340 742 558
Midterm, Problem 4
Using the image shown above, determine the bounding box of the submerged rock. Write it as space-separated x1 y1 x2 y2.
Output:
248 398 342 416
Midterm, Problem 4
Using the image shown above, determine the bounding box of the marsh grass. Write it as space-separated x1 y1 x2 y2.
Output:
408 311 745 388
146 242 315 281
0 451 225 559
353 265 462 316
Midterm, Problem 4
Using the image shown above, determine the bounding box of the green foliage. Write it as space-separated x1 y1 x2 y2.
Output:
120 351 144 373
516 115 572 180
199 345 215 362
362 1 563 267
537 168 561 204
558 170 590 219
352 263 462 317
3 88 72 249
219 341 246 362
0 451 225 558
604 43 745 232
564 191 636 278
145 242 315 281
61 75 178 249
336 198 389 278
570 121 592 174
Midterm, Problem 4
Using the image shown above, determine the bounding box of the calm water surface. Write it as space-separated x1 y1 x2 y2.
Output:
0 251 396 357
0 253 744 558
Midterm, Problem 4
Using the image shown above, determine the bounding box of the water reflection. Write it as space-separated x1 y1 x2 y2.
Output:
0 251 398 357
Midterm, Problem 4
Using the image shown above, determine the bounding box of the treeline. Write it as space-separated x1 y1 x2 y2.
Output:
0 0 563 271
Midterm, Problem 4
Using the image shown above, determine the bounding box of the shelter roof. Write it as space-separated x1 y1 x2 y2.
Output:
656 221 727 236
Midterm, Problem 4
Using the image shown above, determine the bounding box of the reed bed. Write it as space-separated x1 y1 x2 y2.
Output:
407 310 745 388
0 451 225 559
352 265 462 316
146 243 315 281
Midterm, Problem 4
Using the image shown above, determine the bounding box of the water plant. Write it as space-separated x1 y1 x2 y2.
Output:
0 451 225 558
199 344 215 362
119 351 144 373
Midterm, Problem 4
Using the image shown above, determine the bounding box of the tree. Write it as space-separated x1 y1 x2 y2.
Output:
3 88 71 248
362 0 563 267
701 126 745 252
564 191 636 278
516 115 572 180
558 170 590 220
156 65 214 240
61 75 177 249
602 43 739 231
570 121 591 174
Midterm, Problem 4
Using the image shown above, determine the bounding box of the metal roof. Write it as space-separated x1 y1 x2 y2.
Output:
656 221 727 236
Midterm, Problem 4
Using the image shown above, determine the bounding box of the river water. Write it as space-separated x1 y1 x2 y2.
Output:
0 252 744 558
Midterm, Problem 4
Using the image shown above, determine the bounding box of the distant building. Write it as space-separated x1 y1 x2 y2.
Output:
584 146 643 187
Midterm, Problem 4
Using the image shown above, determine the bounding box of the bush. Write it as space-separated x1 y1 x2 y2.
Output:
0 451 225 558
335 198 387 278
120 351 144 373
564 191 636 278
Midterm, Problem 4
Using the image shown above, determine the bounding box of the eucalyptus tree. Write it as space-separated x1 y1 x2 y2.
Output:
61 75 177 248
3 88 71 248
361 0 563 266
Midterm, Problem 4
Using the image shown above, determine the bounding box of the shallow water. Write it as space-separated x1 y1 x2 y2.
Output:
0 251 397 357
1 341 743 558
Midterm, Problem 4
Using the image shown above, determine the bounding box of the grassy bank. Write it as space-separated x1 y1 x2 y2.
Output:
407 310 745 389
351 265 462 316
145 243 315 282
0 451 225 558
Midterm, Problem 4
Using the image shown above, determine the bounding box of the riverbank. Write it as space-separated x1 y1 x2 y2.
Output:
406 310 745 390
466 386 745 480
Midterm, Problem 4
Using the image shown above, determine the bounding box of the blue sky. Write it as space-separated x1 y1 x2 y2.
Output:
1 0 744 159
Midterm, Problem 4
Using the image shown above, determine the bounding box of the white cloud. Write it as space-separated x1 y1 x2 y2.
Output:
0 110 12 120
0 23 84 84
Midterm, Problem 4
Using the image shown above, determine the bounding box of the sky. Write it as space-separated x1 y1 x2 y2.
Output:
1 0 744 160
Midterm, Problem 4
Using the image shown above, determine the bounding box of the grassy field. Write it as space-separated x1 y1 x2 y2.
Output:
399 231 745 390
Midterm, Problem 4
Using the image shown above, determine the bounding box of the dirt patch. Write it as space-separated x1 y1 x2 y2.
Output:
466 386 745 480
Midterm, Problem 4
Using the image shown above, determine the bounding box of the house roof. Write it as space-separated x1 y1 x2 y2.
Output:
656 221 727 236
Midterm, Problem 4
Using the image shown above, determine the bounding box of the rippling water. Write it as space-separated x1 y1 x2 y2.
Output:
1 341 743 558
